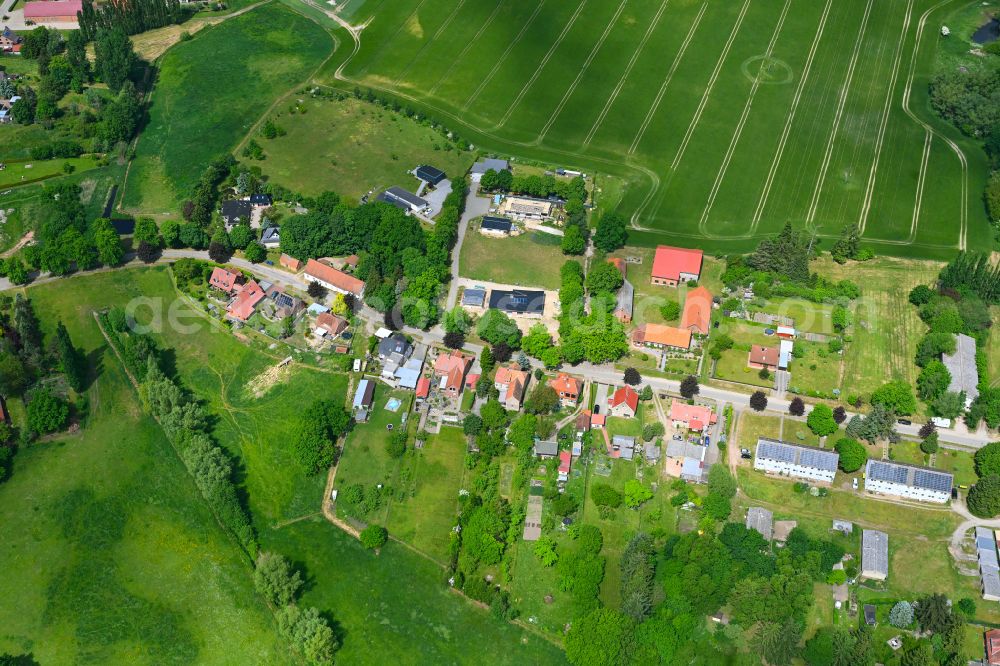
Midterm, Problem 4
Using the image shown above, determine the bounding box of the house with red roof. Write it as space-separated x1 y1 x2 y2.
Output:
681 286 713 335
415 377 431 402
748 345 780 370
631 323 691 350
609 386 639 418
669 399 717 432
209 267 242 294
433 349 473 398
651 245 703 287
312 312 347 339
304 259 365 298
279 254 303 272
558 450 572 482
226 280 265 322
549 373 582 407
24 0 82 23
590 412 606 429
494 364 529 411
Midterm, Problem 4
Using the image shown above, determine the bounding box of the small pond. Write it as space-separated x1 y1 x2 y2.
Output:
973 17 999 44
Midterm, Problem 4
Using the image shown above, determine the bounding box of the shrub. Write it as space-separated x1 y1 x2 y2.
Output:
591 483 622 508
889 601 914 627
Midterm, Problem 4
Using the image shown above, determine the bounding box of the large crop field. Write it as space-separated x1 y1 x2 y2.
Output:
326 0 992 258
123 2 333 213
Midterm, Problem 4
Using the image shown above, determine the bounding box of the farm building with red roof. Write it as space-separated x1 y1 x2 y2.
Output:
651 246 703 287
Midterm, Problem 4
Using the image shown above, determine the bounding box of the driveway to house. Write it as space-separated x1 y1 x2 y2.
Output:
443 189 490 311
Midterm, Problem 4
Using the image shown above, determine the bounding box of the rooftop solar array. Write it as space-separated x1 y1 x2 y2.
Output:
866 460 953 493
755 438 838 471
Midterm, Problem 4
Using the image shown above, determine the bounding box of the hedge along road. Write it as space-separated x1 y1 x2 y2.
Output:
1 249 993 448
317 0 990 259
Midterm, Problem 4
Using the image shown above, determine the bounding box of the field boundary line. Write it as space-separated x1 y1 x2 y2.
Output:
392 0 466 87
494 0 589 130
856 0 913 234
462 1 546 111
426 0 502 98
628 2 705 156
669 0 752 171
697 0 792 237
581 0 670 148
749 0 833 234
354 0 429 78
535 0 630 144
804 0 874 223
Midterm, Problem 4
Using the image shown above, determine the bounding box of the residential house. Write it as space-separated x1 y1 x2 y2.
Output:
379 333 414 382
304 259 366 298
669 399 717 432
0 27 21 52
549 373 582 408
415 377 431 403
860 529 889 581
575 410 591 434
489 289 545 316
0 96 20 124
614 280 634 324
631 323 691 350
590 412 606 429
394 357 424 390
534 440 558 459
433 349 472 399
260 226 280 249
266 286 303 319
280 254 302 272
748 345 780 370
612 435 636 461
609 386 639 418
249 193 273 208
984 629 1000 664
353 378 375 422
23 0 82 23
375 186 428 214
461 288 487 308
209 267 242 294
650 245 703 287
680 286 712 335
498 196 553 221
864 459 952 504
220 200 251 227
415 164 446 185
943 333 980 408
754 438 839 483
558 450 572 481
226 280 265 322
745 507 773 541
681 457 704 482
480 216 513 236
312 312 347 339
494 364 529 411
470 158 510 182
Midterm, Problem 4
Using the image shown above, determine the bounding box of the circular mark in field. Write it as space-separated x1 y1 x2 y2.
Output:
741 55 794 85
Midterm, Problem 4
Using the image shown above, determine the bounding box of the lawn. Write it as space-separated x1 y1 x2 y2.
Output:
713 348 773 389
819 256 943 398
323 0 991 258
737 412 783 448
458 228 563 290
786 341 842 397
0 157 100 190
755 298 836 336
386 425 468 563
123 3 333 213
0 269 291 664
258 96 475 201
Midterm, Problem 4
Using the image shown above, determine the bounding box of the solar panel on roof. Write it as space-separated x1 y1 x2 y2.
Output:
913 469 952 493
869 461 908 484
757 440 795 463
799 448 837 471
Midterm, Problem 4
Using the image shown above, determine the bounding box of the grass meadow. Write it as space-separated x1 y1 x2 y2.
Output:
0 269 291 664
458 228 564 290
324 0 992 259
258 96 475 201
123 2 333 213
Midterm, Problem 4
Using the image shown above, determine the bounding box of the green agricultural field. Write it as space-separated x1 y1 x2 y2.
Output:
123 2 333 213
458 228 563 290
257 96 475 200
324 0 992 258
0 269 292 664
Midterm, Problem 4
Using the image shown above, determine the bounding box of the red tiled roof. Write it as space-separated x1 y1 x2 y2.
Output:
558 450 571 474
416 377 430 398
24 0 82 18
227 280 265 321
209 267 240 292
669 399 717 428
632 324 691 349
315 312 347 335
749 345 779 366
652 245 703 282
466 373 480 388
549 373 581 397
606 257 626 278
681 286 712 335
304 259 365 296
591 413 606 427
610 386 639 413
279 254 302 271
987 629 1000 665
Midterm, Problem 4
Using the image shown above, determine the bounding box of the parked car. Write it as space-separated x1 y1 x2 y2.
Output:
897 418 912 425
740 448 752 459
672 434 683 441
703 436 711 447
852 478 859 490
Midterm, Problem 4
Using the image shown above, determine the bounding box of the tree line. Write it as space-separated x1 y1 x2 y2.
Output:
77 0 185 42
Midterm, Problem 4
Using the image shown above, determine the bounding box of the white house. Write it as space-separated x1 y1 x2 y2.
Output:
753 438 838 483
863 459 952 504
